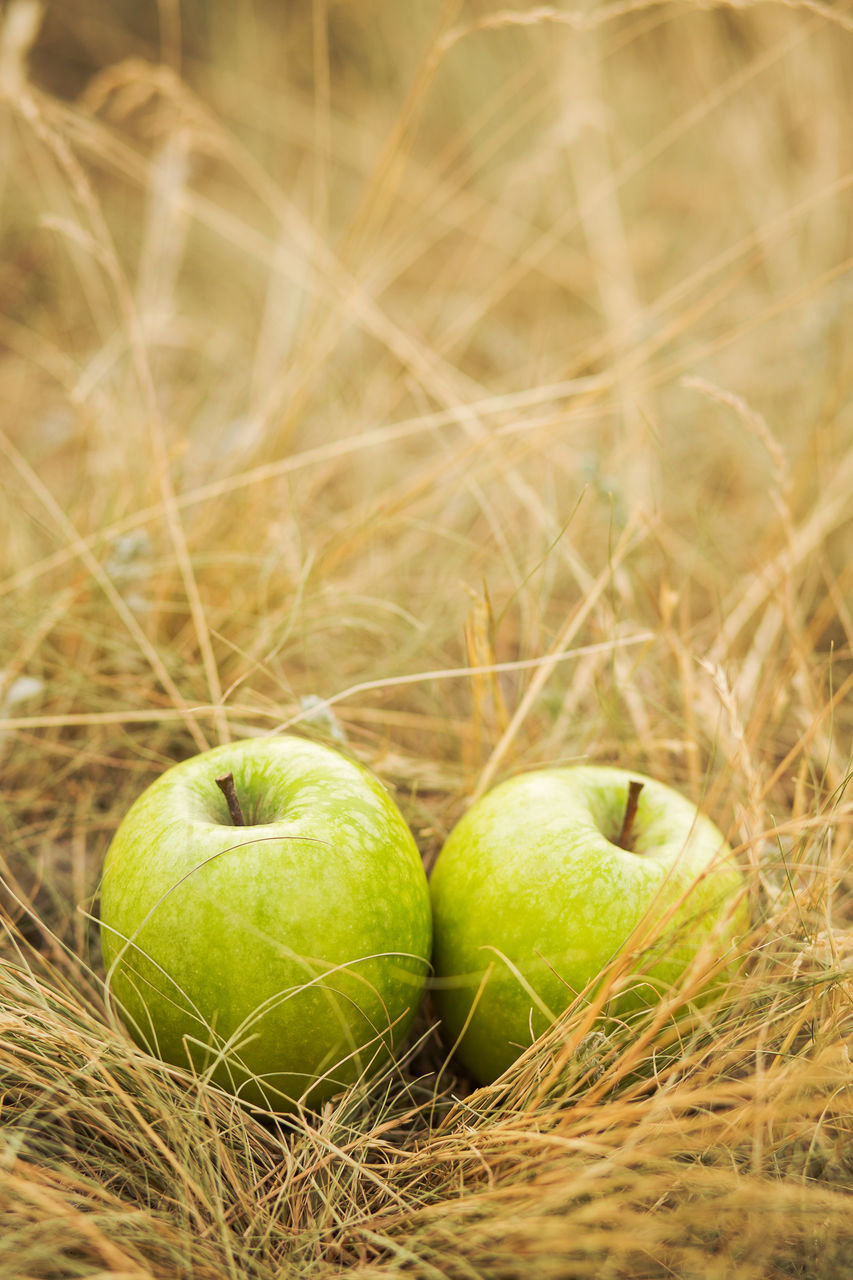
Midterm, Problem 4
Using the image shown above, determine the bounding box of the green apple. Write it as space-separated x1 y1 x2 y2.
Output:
99 735 432 1112
429 765 747 1085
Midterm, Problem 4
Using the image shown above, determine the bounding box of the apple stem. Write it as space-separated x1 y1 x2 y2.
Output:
216 772 246 826
618 780 644 851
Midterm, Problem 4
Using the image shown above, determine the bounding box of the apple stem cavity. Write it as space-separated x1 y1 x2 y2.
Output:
216 772 247 826
617 779 644 851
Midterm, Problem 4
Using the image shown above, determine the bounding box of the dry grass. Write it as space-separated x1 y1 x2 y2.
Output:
1 1 852 1276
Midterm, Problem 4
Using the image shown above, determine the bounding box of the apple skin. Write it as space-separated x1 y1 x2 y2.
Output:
429 765 747 1085
99 735 432 1112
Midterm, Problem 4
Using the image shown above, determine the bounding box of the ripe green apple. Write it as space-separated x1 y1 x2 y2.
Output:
429 765 747 1085
99 735 432 1111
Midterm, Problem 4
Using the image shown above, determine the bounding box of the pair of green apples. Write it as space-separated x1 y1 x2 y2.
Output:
100 735 747 1112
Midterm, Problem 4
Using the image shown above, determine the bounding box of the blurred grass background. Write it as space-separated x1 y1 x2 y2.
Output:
1 1 852 1277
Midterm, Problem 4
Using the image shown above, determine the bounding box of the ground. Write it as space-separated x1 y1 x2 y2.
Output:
1 3 852 1277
